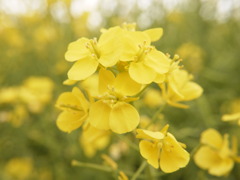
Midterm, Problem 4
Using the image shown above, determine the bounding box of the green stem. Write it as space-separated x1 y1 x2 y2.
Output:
190 144 201 157
146 164 155 180
71 160 113 172
131 161 148 180
116 134 139 151
146 103 166 128
134 85 149 98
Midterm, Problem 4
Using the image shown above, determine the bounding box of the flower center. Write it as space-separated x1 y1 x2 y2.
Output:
135 41 153 62
100 85 126 106
85 38 100 59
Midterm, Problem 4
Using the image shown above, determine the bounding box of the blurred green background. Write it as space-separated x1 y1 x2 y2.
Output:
0 0 240 179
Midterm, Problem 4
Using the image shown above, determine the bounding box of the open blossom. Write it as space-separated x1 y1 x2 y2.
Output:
55 87 89 133
159 66 203 108
194 128 240 176
88 68 142 134
118 30 170 84
136 125 190 173
65 27 122 81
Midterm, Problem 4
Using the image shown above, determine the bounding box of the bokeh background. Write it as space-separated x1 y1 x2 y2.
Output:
1 0 240 179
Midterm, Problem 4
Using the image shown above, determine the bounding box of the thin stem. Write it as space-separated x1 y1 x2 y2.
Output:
146 164 155 180
146 103 166 128
116 134 139 151
71 160 113 172
134 85 149 98
131 161 148 180
190 144 201 157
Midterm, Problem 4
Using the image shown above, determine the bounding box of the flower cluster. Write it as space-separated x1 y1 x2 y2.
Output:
56 23 203 174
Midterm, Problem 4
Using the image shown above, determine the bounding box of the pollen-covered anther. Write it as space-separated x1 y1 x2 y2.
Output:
173 54 180 60
166 53 171 58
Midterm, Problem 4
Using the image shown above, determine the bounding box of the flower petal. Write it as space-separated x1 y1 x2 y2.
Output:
160 133 190 173
109 102 139 134
139 140 159 169
129 62 156 84
56 111 86 133
72 87 89 112
144 50 170 74
144 28 163 42
65 38 90 62
200 128 223 149
99 68 115 94
136 129 164 141
88 100 111 130
209 158 234 176
67 56 98 81
113 72 142 96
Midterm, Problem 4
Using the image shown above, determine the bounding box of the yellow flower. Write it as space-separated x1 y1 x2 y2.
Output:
136 125 190 173
160 68 203 108
65 27 122 81
0 87 19 104
55 87 89 133
88 68 142 134
4 158 33 180
80 124 111 157
19 76 54 113
119 30 170 84
194 128 240 176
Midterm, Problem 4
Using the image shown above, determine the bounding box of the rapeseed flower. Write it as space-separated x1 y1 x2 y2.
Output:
136 125 190 173
160 68 203 108
88 68 142 134
55 87 89 133
194 128 240 176
65 27 122 81
118 30 170 84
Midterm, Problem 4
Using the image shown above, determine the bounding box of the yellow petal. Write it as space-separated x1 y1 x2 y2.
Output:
154 74 165 83
65 38 90 62
72 87 89 112
113 72 142 96
139 140 159 169
160 133 190 173
129 62 156 84
119 31 150 61
63 79 77 85
67 56 99 81
144 28 163 42
144 50 170 74
175 82 203 101
208 158 234 176
98 27 122 66
56 111 86 133
99 68 115 94
136 129 164 141
56 92 80 111
222 112 240 122
194 146 220 170
200 128 223 149
88 100 111 130
109 102 139 134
